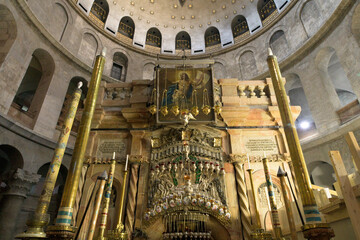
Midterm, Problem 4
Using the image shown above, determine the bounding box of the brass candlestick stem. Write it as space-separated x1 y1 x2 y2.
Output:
262 158 284 240
16 83 83 239
87 171 108 240
97 158 117 240
247 168 272 240
47 48 106 239
277 167 298 240
267 48 334 239
108 158 129 240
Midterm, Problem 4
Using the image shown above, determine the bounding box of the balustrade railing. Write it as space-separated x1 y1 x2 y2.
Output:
259 0 277 21
176 40 191 49
205 34 220 47
146 33 161 47
233 21 248 37
118 22 134 38
90 2 107 22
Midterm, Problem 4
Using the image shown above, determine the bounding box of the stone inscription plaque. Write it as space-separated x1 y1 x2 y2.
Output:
243 136 278 156
97 140 126 159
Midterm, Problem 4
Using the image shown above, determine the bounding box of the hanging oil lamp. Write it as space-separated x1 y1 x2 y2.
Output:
160 89 169 116
191 89 199 116
171 105 180 116
202 89 211 115
148 87 157 115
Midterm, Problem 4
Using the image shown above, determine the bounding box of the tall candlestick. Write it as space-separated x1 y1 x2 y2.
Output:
277 167 298 240
107 158 129 240
247 154 251 169
125 154 129 171
87 171 108 240
247 168 272 240
267 48 334 239
262 157 283 240
16 82 83 239
96 159 117 240
47 48 106 239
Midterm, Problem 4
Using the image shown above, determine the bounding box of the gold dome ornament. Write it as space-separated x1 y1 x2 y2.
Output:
171 105 180 116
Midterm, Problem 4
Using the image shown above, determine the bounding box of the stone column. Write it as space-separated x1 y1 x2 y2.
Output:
232 155 251 240
125 130 146 236
0 168 40 240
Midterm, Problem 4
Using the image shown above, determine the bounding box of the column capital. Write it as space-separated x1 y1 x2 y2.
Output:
229 154 246 164
5 168 41 198
129 155 148 164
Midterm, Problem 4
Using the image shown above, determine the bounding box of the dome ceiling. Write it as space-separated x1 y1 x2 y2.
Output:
76 0 292 56
112 0 255 31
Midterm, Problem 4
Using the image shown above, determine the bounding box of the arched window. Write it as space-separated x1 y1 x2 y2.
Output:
269 30 289 60
57 77 88 133
90 0 109 23
239 50 258 80
9 49 55 128
146 28 162 48
258 0 277 21
309 161 335 189
0 4 17 69
327 51 357 107
111 52 128 82
78 32 98 67
231 15 248 38
176 31 191 50
143 63 156 80
205 27 221 47
284 73 317 138
300 0 321 37
0 145 23 183
118 17 135 39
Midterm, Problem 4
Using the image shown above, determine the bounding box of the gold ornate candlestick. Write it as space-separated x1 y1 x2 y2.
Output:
277 167 298 240
47 48 106 239
262 158 284 240
97 153 117 240
247 168 272 240
267 49 334 239
16 83 83 239
108 155 129 240
87 171 108 240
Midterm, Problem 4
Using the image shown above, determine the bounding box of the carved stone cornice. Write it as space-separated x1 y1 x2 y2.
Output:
229 154 291 164
4 168 41 198
85 155 148 164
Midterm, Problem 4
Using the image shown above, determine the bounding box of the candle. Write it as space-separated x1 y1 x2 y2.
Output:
125 154 129 171
112 152 116 160
247 153 251 169
264 151 267 158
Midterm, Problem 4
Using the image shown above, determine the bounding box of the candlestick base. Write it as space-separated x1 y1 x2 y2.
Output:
45 225 77 240
15 212 50 239
107 223 128 240
302 223 335 240
250 228 272 240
